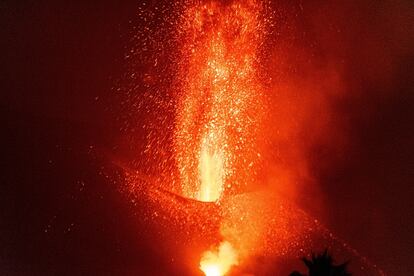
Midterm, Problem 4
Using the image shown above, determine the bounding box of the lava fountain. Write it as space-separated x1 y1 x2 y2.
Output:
174 0 269 203
173 0 270 274
120 1 385 275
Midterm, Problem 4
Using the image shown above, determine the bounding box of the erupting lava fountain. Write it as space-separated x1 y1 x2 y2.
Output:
120 1 385 275
172 1 271 275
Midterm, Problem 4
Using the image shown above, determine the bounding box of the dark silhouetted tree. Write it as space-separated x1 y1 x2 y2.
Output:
289 250 351 276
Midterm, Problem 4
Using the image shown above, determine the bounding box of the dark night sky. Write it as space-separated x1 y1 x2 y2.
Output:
1 1 413 275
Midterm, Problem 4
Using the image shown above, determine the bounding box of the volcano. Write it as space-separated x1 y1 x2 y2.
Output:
120 1 388 275
121 168 384 275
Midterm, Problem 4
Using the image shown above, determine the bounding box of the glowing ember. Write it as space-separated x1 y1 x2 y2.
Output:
200 241 238 276
174 0 269 202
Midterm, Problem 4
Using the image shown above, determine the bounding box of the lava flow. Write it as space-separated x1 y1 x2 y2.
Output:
174 0 270 203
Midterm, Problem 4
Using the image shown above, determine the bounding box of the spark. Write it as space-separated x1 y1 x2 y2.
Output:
174 0 269 202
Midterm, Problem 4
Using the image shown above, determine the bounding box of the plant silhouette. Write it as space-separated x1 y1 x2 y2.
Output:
289 250 351 276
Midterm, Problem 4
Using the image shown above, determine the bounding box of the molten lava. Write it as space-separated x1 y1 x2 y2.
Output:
200 241 238 276
198 136 225 202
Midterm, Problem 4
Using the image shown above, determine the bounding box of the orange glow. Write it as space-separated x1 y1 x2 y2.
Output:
200 241 238 276
174 0 269 202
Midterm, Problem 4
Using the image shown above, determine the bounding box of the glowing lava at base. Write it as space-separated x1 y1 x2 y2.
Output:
200 241 238 276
